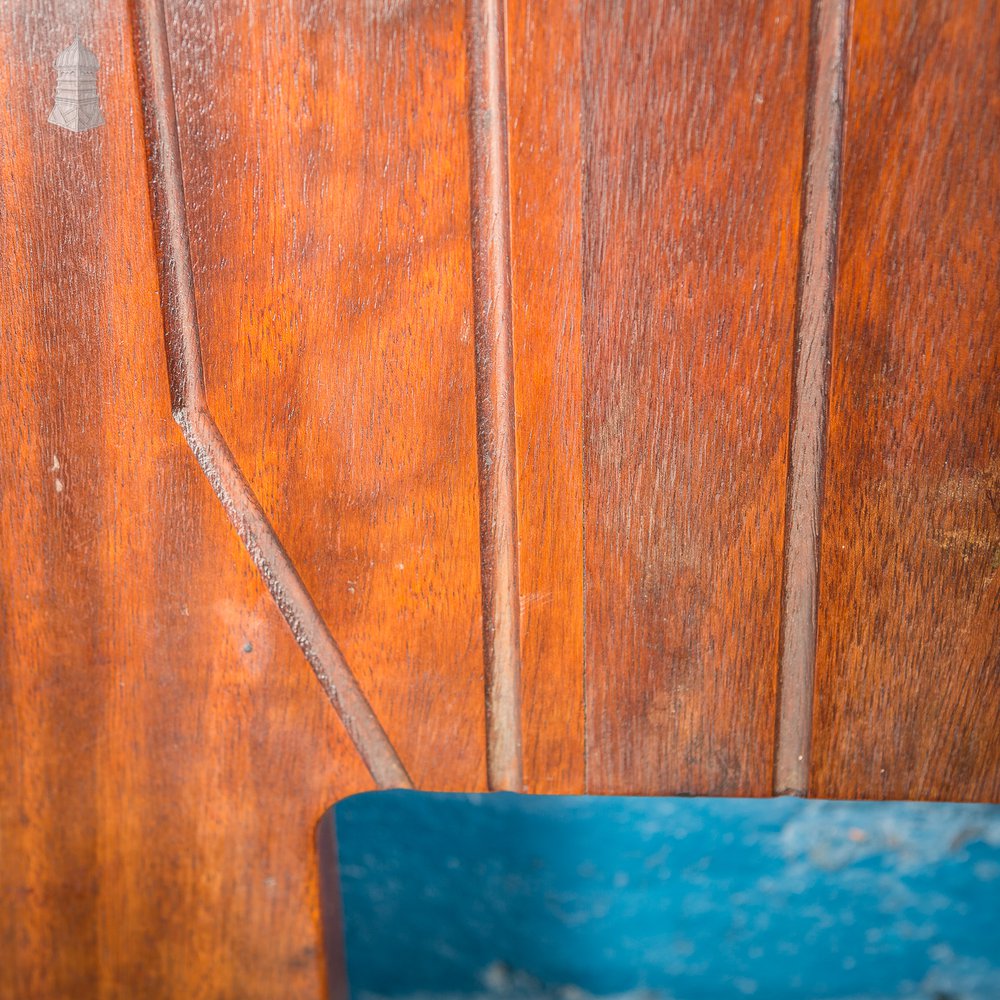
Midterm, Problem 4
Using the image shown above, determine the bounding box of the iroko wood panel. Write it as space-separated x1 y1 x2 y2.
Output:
579 0 810 795
810 0 1000 801
0 3 371 998
507 0 586 795
3 0 999 995
161 0 487 792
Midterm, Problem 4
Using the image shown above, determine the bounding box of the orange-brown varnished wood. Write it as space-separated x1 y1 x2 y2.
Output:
507 0 586 795
467 0 524 791
0 3 371 998
774 0 850 796
580 0 810 795
161 0 487 793
131 0 411 790
3 0 1000 995
810 0 1000 801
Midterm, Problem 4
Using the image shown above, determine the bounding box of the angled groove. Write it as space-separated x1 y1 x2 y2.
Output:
129 0 412 790
774 0 851 796
466 0 524 792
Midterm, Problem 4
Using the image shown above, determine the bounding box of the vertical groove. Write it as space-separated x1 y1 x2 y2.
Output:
775 0 851 796
129 0 412 790
466 0 524 792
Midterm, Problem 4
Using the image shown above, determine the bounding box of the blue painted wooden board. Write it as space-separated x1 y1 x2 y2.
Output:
323 793 1000 999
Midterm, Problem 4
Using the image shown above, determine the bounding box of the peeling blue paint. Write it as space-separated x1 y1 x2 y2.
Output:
325 794 1000 999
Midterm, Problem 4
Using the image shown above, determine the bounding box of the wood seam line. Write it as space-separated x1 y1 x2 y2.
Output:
128 0 413 791
466 0 524 792
774 0 851 797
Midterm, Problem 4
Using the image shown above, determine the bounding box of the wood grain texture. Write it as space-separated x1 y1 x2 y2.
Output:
131 0 411 791
581 0 810 795
507 0 585 794
0 2 372 997
466 0 523 792
3 0 999 994
162 0 488 794
774 0 850 796
810 0 1000 802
